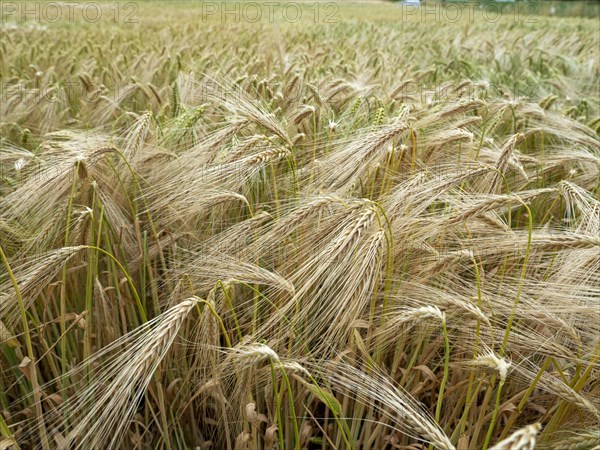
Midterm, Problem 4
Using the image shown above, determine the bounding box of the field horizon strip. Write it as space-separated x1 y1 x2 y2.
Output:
0 1 599 449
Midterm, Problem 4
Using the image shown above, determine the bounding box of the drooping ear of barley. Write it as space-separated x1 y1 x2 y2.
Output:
314 109 410 192
21 298 202 450
309 362 456 450
488 423 541 450
0 246 84 328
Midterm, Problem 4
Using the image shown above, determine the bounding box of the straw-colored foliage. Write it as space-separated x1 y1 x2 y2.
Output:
1 3 599 449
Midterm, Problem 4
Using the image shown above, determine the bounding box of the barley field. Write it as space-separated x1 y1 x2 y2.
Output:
0 2 599 449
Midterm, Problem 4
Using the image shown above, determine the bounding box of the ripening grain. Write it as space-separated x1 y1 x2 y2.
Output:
0 3 599 449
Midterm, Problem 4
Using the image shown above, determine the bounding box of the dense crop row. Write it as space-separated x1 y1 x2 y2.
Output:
1 4 599 449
